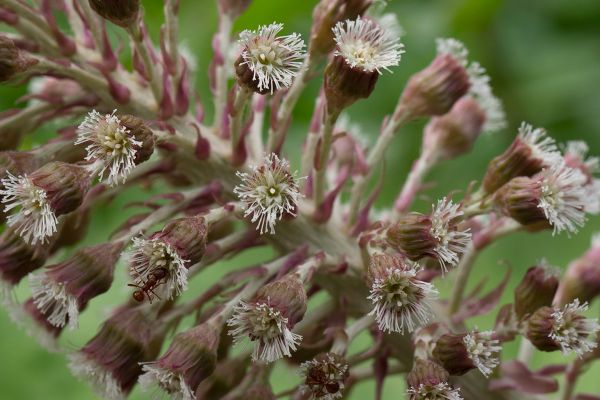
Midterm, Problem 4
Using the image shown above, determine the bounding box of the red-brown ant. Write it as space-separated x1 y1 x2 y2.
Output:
128 267 168 303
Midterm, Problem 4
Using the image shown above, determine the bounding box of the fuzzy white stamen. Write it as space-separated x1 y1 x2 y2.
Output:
430 198 472 272
0 173 57 244
139 365 194 400
518 122 561 165
128 237 189 299
333 16 404 73
538 163 587 235
407 382 463 400
549 299 600 357
227 300 302 363
75 110 141 186
238 23 306 94
436 38 506 131
463 330 502 377
234 153 303 235
68 353 125 400
368 262 438 334
29 273 79 329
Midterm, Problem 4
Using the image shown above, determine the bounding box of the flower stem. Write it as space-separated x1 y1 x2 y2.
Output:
213 14 233 133
347 105 411 227
127 23 162 106
393 149 434 217
313 109 340 208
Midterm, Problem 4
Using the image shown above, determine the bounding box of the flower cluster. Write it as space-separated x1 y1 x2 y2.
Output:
0 1 599 400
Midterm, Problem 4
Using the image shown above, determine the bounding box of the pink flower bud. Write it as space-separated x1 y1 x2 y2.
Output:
557 237 600 306
0 34 37 82
526 300 599 357
128 215 207 301
433 329 501 377
483 122 561 194
218 0 252 18
493 163 587 235
0 228 49 286
400 54 470 118
0 161 91 244
386 198 471 272
228 273 307 362
407 359 462 400
514 263 559 320
309 0 372 59
88 0 140 28
423 97 486 162
29 242 124 329
324 17 403 113
69 306 165 398
140 322 220 399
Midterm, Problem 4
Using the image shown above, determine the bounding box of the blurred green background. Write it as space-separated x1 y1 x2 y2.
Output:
1 0 600 398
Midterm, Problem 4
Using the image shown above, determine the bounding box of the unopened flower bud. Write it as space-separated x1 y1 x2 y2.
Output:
29 242 124 329
514 263 559 320
386 198 471 272
0 228 49 287
0 161 91 244
228 273 307 362
433 330 501 377
407 359 462 400
76 110 152 186
69 306 165 399
236 23 306 95
140 322 220 399
88 0 140 28
324 16 403 113
117 114 155 164
309 0 372 58
0 34 37 82
300 352 349 400
493 163 587 235
367 253 437 334
128 215 207 301
218 0 252 18
483 122 561 194
526 300 600 356
556 236 600 305
423 97 486 162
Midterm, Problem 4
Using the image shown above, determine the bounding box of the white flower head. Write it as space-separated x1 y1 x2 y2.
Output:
29 273 79 330
429 198 472 272
75 110 141 186
368 256 438 334
0 173 57 244
463 330 502 377
238 22 306 94
407 383 463 400
139 365 195 400
549 299 600 357
436 38 506 132
234 153 303 235
333 16 404 73
68 352 125 400
128 236 189 300
538 163 587 235
227 300 302 363
518 122 561 165
300 353 349 400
